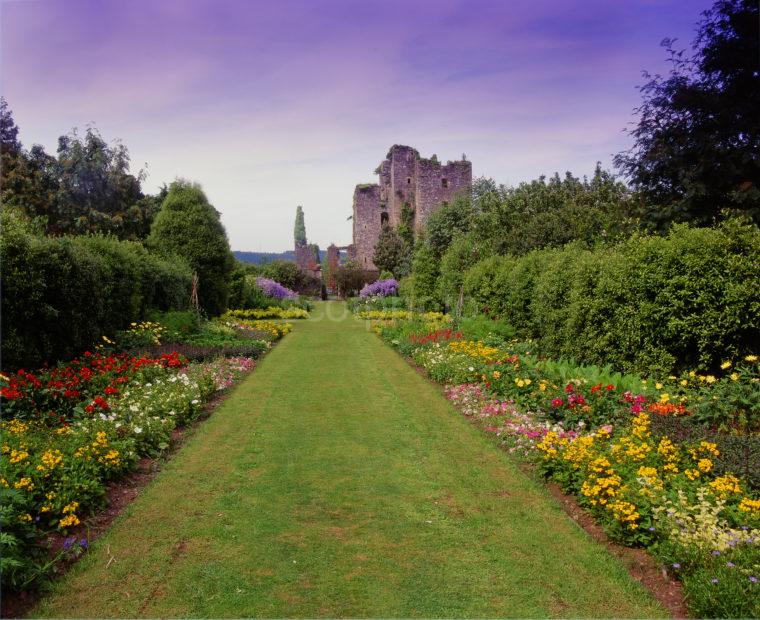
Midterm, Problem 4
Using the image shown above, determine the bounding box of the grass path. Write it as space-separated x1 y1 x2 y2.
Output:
35 302 665 618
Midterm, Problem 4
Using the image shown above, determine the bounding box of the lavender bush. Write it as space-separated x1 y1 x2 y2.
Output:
359 278 398 298
256 276 298 300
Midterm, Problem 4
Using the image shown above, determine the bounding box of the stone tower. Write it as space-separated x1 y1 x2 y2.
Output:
352 145 472 270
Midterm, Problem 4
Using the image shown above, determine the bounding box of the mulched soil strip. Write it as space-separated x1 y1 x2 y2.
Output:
405 351 690 619
0 366 255 620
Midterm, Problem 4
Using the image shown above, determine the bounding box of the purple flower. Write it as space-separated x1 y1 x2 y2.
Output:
63 536 75 550
726 562 735 568
712 550 721 556
672 563 681 569
711 578 719 584
648 526 656 532
359 278 399 298
255 277 298 300
79 538 89 549
750 576 758 584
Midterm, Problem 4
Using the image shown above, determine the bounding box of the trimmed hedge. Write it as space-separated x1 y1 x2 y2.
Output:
1 212 192 370
463 220 760 375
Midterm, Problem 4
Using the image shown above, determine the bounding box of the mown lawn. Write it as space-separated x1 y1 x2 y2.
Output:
34 302 665 618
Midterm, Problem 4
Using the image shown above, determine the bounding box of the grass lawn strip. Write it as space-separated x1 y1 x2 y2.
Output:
34 301 665 618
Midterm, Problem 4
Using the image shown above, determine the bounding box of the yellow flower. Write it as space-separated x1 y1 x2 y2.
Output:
680 379 688 386
13 477 34 491
745 355 758 362
492 370 501 379
9 449 29 464
709 474 742 498
720 361 732 370
62 501 79 514
738 497 760 513
684 468 700 481
730 373 739 381
697 458 713 473
18 513 33 523
659 393 670 403
705 375 717 384
655 382 663 390
59 514 80 528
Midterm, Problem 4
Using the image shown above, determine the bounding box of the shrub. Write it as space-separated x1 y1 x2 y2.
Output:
359 278 398 298
463 220 760 374
147 180 235 316
1 211 192 371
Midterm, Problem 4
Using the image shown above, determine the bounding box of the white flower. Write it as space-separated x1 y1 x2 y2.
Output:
191 399 199 405
133 426 143 434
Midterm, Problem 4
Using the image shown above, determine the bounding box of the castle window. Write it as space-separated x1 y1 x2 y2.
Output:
380 212 389 226
442 178 449 188
407 177 411 185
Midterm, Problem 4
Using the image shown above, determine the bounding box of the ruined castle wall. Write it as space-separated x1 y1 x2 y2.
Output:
294 243 313 271
388 146 417 227
352 184 381 270
413 158 472 230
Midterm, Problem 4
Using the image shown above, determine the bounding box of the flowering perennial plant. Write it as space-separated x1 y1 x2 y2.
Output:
359 278 399 298
255 277 298 300
225 307 308 320
361 305 760 617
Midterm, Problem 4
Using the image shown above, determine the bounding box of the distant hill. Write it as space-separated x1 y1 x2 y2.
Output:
234 250 326 265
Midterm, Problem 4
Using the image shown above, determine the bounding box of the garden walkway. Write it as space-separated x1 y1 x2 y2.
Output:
35 302 664 618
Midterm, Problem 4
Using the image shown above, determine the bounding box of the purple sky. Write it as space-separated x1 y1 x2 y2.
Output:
2 0 713 251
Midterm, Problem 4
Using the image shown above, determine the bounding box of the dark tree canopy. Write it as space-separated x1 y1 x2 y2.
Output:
147 180 235 315
0 102 164 240
615 0 760 227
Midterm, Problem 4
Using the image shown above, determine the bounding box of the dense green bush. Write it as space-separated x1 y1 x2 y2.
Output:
147 180 235 316
463 220 760 374
1 211 192 370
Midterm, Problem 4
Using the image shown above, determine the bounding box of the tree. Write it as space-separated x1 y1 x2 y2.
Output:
334 261 373 297
372 224 408 276
425 195 475 257
147 180 235 315
472 166 635 256
0 97 21 154
50 127 144 236
1 110 161 240
614 0 760 227
294 205 306 245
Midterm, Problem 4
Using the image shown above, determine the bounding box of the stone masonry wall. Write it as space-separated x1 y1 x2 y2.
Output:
413 157 472 229
352 184 382 270
351 145 472 269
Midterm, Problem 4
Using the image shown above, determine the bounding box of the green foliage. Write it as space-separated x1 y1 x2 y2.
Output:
294 205 306 245
615 0 760 228
1 210 192 370
463 219 760 375
408 241 441 310
425 195 475 258
473 167 636 257
147 180 235 316
437 232 489 309
372 225 410 277
0 104 162 240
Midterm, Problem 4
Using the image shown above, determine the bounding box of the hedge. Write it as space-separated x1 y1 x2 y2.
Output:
463 220 760 375
1 212 192 370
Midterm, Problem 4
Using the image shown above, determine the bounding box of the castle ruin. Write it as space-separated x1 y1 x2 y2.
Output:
352 145 472 270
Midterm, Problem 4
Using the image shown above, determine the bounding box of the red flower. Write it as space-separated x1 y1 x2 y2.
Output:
606 384 615 391
565 383 573 394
